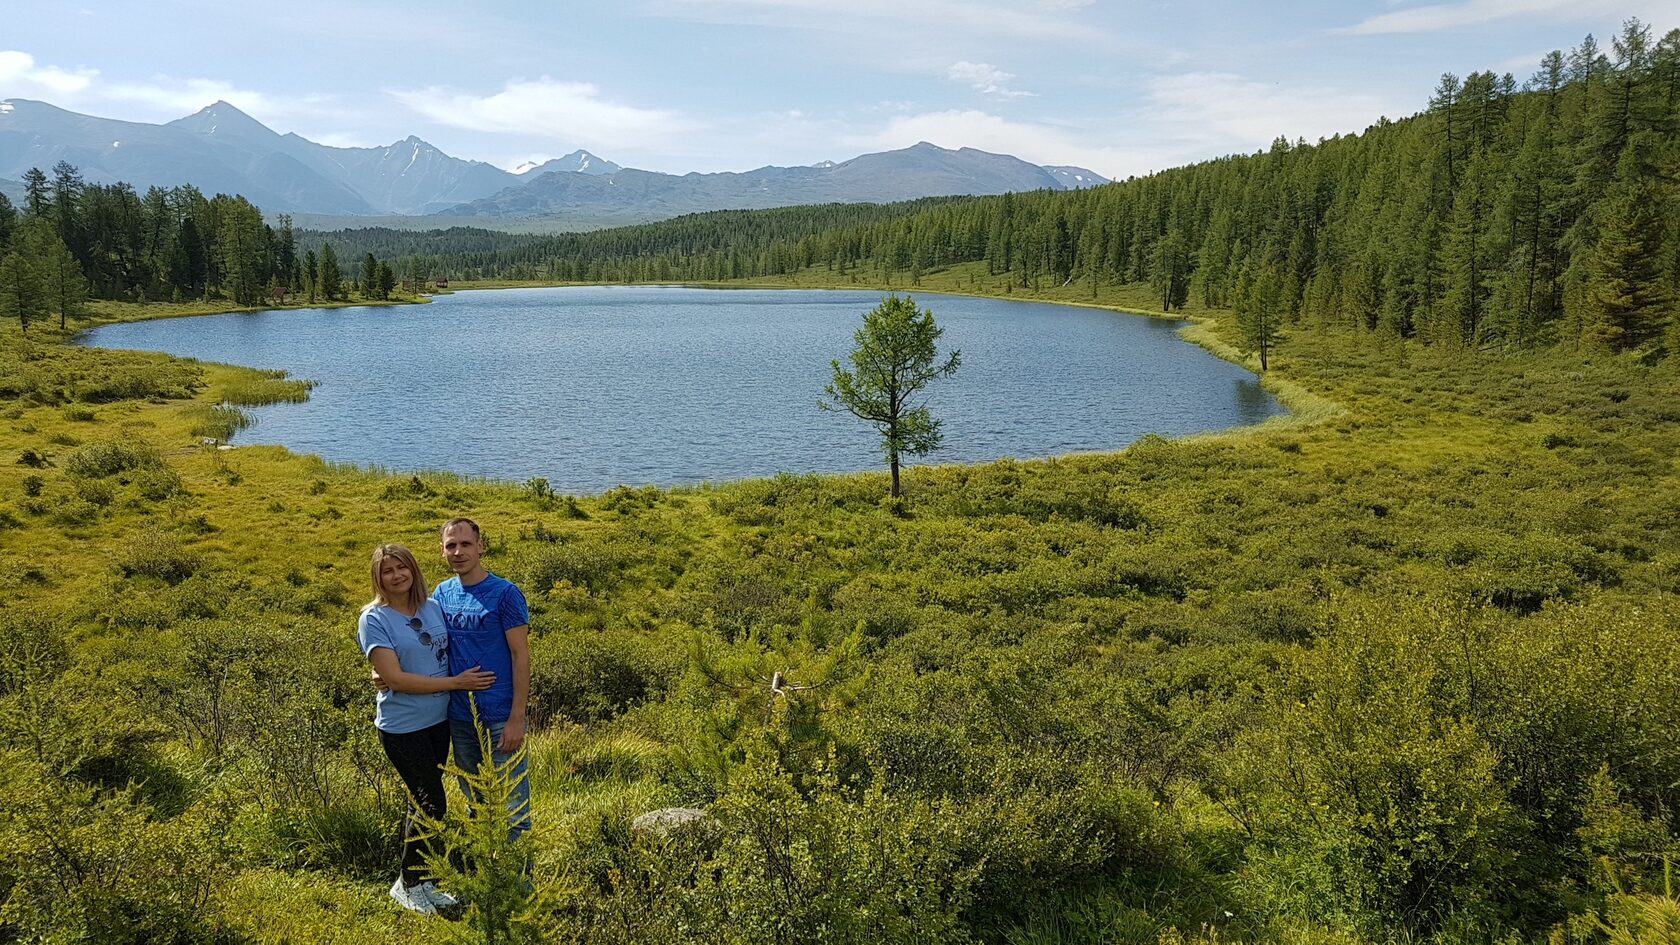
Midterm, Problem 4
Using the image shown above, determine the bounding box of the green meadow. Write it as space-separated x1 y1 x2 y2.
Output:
3 262 1678 943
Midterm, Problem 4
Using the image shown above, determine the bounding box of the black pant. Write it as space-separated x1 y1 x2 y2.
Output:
379 720 451 887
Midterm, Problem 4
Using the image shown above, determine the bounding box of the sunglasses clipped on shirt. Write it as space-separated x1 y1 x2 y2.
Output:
408 616 449 665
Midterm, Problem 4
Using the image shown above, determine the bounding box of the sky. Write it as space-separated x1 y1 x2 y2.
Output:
1 0 1676 179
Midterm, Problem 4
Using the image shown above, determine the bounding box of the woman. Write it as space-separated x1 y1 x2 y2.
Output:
358 543 495 915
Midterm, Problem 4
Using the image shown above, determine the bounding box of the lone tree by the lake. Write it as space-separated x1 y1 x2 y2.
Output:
823 294 961 499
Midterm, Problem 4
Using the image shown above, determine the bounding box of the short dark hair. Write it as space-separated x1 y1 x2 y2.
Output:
441 517 487 551
441 517 481 540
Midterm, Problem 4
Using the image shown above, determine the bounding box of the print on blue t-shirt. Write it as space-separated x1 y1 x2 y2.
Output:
432 572 529 723
357 600 451 733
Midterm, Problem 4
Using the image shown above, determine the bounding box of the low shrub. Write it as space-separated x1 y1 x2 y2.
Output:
134 465 186 500
63 439 162 478
528 628 684 725
514 537 634 593
118 526 200 584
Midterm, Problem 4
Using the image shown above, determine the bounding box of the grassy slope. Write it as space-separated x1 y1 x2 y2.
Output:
3 267 1678 940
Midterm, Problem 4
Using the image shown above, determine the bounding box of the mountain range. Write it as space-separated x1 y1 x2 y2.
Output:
0 99 1108 230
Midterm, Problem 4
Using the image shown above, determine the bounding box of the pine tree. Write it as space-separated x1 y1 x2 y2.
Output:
360 253 379 299
49 161 84 268
303 249 319 303
216 197 267 306
0 224 48 334
821 295 961 499
170 217 207 296
1236 262 1284 371
39 229 87 329
0 193 15 252
276 215 299 290
20 168 48 218
1149 231 1191 311
1433 155 1496 345
319 243 343 301
1583 134 1670 351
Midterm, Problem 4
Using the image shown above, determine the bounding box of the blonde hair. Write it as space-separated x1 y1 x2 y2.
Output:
368 543 429 612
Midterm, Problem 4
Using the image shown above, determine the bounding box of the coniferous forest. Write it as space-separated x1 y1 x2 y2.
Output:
319 25 1680 358
1 20 1680 945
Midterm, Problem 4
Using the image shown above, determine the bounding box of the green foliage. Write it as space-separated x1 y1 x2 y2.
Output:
0 339 203 404
187 403 253 442
0 756 223 944
221 369 316 406
554 743 977 945
1225 601 1521 933
823 294 961 497
417 717 542 944
529 627 685 724
63 438 163 478
118 525 201 583
1593 865 1680 945
511 536 634 594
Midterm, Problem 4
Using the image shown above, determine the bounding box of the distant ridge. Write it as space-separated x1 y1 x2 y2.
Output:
0 99 1110 227
438 142 1106 223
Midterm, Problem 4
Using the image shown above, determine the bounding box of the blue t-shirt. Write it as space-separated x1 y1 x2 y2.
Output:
357 600 451 733
433 572 529 723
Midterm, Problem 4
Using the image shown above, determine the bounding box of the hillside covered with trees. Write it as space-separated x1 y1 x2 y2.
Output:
323 23 1680 361
0 167 403 320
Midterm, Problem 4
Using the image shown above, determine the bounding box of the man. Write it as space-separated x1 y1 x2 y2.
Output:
432 517 533 840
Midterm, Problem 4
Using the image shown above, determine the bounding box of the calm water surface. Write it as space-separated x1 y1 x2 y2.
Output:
84 287 1282 492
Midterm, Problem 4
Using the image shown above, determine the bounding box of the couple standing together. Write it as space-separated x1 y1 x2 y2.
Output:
357 517 532 915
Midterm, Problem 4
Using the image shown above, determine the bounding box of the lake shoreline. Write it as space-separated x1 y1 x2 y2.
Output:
81 284 1293 493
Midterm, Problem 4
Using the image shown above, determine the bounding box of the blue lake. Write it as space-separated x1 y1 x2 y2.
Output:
83 286 1283 493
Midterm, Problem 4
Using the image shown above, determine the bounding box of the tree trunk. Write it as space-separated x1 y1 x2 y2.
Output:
889 449 901 498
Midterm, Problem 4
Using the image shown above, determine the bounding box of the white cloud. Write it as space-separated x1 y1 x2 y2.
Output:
947 61 1033 98
1141 72 1400 151
841 67 1413 183
310 131 378 149
1344 0 1637 34
387 78 696 151
102 77 282 116
0 50 97 96
648 0 1107 42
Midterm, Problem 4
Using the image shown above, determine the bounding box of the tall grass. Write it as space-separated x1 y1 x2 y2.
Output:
221 370 317 406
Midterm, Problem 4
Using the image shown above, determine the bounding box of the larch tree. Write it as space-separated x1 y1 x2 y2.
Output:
0 193 15 252
1583 134 1671 351
303 248 319 303
1237 262 1285 371
1150 230 1191 312
822 294 961 499
39 227 87 329
0 238 47 335
20 167 48 219
319 243 343 301
360 253 379 299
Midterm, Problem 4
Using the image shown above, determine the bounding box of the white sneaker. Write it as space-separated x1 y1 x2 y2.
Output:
417 881 459 909
389 876 438 915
